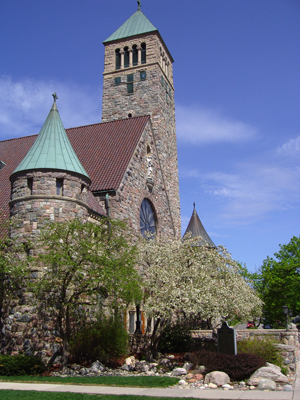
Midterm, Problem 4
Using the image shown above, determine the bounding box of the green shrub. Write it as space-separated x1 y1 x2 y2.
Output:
187 350 265 381
0 355 46 376
158 323 193 353
237 338 283 368
69 317 129 365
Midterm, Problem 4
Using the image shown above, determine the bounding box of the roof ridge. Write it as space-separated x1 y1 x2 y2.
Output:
66 115 150 131
0 133 38 143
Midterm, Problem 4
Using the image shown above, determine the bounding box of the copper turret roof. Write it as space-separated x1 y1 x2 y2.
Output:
184 203 215 247
103 4 157 43
11 93 90 182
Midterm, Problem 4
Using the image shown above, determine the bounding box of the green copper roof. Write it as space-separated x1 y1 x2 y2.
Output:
103 9 158 43
12 94 90 181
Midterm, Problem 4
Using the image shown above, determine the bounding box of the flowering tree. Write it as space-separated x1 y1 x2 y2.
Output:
138 234 262 355
0 236 27 351
30 218 142 366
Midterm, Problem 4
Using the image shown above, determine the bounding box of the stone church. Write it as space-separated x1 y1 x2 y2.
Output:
0 3 215 349
0 2 181 244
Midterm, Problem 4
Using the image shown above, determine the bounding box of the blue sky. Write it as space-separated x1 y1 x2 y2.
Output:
0 0 299 272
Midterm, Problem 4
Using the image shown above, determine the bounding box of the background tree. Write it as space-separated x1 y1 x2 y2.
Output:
138 234 262 356
252 236 300 324
30 218 142 366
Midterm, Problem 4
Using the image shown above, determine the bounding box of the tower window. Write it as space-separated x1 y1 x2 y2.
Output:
115 49 121 70
114 77 121 85
27 178 33 195
56 178 63 196
127 74 134 82
132 45 138 66
127 83 133 94
124 47 129 68
141 43 146 64
140 71 146 80
127 74 134 93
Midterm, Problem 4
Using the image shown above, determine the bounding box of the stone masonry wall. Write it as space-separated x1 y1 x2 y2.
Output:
1 170 92 359
10 170 91 242
102 32 181 238
191 328 299 370
97 121 174 238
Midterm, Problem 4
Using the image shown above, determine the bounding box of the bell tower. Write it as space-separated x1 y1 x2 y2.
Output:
101 2 181 236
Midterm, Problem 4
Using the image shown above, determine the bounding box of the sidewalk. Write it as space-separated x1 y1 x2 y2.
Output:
0 361 299 400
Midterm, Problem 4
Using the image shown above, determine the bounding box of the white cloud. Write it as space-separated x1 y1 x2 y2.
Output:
202 164 300 223
176 105 257 144
277 135 300 156
182 159 300 226
0 76 102 140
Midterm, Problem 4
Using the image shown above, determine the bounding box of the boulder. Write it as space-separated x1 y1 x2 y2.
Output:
182 362 193 371
204 371 230 387
79 367 88 375
248 366 289 386
135 361 150 373
257 378 276 391
159 358 172 367
124 356 136 367
121 356 136 371
89 360 105 373
171 367 187 376
208 382 217 389
193 373 204 381
283 384 293 392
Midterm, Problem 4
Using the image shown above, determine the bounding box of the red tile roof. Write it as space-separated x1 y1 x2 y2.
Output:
67 116 149 191
0 115 149 230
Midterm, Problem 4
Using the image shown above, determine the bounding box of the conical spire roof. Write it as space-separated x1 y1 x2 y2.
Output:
12 93 90 182
184 203 215 247
103 4 158 43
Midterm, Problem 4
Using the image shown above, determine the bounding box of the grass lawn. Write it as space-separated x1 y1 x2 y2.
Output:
0 375 179 388
0 392 208 400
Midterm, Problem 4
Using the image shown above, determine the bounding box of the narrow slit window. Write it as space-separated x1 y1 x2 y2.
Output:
132 45 138 66
141 43 146 64
124 47 129 68
27 178 33 195
129 311 135 334
56 178 63 196
115 49 121 70
127 83 133 94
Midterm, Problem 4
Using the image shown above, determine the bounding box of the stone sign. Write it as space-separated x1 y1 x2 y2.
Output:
217 321 237 355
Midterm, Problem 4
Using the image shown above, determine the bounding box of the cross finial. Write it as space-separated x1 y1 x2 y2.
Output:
52 92 58 102
137 0 141 10
193 202 196 209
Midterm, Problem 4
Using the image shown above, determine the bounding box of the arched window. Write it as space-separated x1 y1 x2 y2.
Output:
140 199 156 236
132 45 138 66
141 43 146 64
124 47 129 68
115 49 121 70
